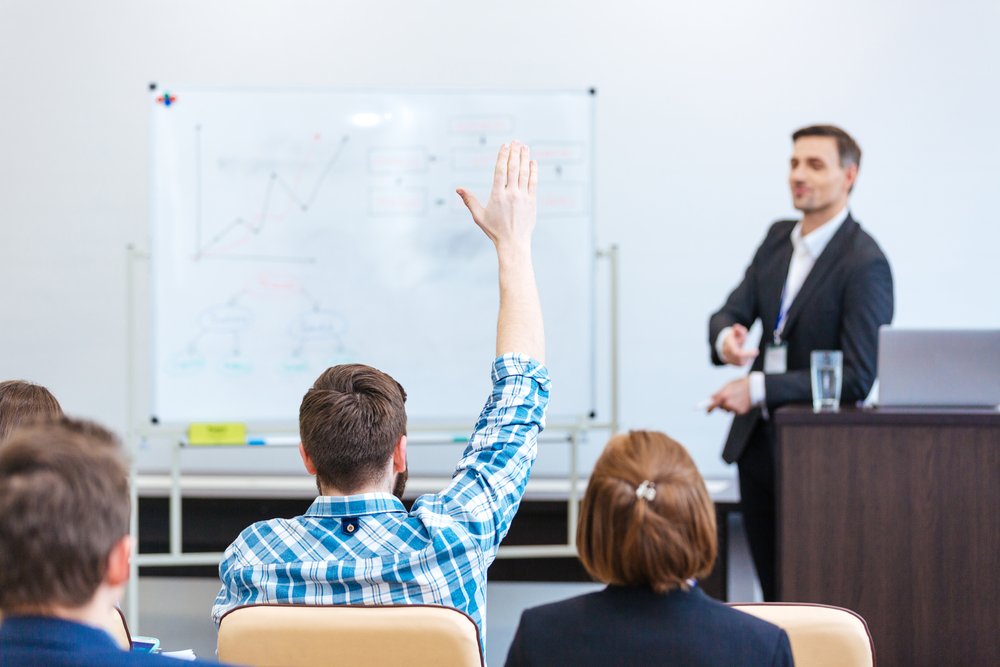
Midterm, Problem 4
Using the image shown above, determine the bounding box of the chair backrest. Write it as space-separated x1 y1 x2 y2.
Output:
218 604 484 667
105 606 133 650
729 602 875 667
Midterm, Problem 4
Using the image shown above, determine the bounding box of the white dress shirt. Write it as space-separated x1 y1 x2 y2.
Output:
716 207 849 407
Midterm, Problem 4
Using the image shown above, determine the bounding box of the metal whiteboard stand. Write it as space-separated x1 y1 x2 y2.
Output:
125 244 145 632
123 243 620 632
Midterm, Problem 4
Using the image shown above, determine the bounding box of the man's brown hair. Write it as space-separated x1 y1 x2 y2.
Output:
577 430 717 593
792 124 862 169
0 380 63 442
299 364 407 494
0 418 130 612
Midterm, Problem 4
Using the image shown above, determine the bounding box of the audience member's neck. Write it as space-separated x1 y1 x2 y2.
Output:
318 460 395 496
319 479 390 496
6 592 112 627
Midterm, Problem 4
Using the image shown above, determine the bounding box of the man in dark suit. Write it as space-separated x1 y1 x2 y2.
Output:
0 418 223 666
707 125 894 601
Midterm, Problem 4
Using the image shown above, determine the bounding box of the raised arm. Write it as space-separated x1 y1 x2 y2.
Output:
457 141 544 362
414 142 548 557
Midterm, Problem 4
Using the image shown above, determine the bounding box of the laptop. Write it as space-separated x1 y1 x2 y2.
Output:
876 327 1000 408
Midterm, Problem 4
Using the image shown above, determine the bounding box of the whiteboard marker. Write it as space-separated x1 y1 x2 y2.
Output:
246 435 300 446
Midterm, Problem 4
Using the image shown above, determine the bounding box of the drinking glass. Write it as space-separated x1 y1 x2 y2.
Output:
811 350 843 412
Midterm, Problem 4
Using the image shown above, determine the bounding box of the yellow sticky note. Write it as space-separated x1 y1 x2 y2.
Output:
187 423 247 446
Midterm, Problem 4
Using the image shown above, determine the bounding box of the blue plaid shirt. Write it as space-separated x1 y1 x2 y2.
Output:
212 354 550 643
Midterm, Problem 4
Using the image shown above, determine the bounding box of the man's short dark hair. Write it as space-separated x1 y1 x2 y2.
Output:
792 124 862 169
299 364 407 494
0 418 129 613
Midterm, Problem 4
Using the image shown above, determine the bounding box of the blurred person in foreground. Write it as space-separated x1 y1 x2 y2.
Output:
0 418 226 666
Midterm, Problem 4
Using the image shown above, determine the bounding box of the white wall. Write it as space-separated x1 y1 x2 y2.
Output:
1 0 998 478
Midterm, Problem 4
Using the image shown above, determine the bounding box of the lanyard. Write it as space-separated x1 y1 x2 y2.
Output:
773 285 789 345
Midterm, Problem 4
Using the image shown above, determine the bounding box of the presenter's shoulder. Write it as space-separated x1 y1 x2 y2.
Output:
847 219 892 266
766 218 798 235
760 219 797 246
745 219 796 260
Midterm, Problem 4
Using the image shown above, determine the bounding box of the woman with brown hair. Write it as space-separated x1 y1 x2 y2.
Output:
504 430 793 666
0 380 63 442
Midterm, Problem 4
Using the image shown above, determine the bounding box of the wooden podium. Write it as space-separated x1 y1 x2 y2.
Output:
775 406 1000 667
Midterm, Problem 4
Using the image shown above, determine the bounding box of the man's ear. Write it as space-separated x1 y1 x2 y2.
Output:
299 442 317 475
106 535 132 588
392 435 407 474
844 163 859 193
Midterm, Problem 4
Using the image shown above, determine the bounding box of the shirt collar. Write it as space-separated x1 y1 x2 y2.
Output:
304 493 407 518
791 206 849 258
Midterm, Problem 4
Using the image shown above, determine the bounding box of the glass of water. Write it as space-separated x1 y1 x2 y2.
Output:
810 350 843 412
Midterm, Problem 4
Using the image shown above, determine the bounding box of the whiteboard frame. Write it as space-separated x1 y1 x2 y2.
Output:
143 85 601 430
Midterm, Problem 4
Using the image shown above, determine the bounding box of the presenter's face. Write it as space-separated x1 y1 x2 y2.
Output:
789 136 852 213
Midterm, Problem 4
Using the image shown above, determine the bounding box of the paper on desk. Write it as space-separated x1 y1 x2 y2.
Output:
161 649 197 661
704 479 729 494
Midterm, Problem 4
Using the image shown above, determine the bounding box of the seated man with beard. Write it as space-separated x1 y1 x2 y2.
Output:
213 141 548 647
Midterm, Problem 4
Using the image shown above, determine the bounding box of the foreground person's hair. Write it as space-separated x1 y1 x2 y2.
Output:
0 380 63 441
0 418 129 612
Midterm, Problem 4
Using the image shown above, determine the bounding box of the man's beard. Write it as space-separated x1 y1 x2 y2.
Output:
392 467 408 500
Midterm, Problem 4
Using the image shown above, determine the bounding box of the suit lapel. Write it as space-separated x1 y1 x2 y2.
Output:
763 234 794 335
780 216 859 339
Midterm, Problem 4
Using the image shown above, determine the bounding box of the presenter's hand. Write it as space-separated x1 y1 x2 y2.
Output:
722 324 759 366
456 141 537 252
707 377 752 415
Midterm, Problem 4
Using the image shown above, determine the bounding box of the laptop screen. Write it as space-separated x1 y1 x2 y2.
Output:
877 327 1000 408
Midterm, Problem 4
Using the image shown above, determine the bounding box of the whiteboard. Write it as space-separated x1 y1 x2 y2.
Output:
150 88 595 426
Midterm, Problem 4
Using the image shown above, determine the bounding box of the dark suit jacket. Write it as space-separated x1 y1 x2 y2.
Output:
504 585 793 667
709 215 894 463
0 615 221 667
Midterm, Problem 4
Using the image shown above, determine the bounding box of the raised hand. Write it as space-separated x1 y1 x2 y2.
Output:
456 141 537 252
455 141 544 363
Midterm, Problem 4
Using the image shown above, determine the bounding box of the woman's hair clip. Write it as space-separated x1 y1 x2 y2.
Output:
635 479 656 502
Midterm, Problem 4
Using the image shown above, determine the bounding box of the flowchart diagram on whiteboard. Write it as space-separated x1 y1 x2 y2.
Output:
150 88 595 425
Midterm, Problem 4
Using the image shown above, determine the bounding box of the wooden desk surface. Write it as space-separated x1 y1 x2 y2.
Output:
776 404 1000 427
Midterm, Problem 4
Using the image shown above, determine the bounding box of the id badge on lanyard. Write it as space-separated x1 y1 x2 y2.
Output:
764 340 787 374
766 288 789 374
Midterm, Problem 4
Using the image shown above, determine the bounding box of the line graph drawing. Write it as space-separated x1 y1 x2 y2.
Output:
194 130 350 264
